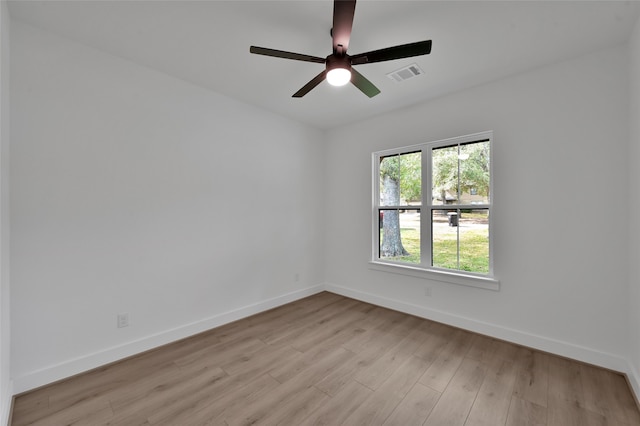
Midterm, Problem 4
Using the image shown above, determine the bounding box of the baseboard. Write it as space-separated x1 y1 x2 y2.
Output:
626 361 640 409
12 285 324 394
12 282 640 405
1 380 13 426
324 282 631 374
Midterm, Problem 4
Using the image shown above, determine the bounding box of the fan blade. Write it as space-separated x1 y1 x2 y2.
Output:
332 0 356 53
350 40 432 65
351 68 380 98
250 46 325 63
292 70 327 98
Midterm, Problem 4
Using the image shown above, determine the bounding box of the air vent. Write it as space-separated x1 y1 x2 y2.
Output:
386 63 424 82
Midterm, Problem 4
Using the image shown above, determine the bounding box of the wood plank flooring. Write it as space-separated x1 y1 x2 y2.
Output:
11 292 640 425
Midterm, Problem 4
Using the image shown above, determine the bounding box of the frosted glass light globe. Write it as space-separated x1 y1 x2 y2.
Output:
327 68 351 86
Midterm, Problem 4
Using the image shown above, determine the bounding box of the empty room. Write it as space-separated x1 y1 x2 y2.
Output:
2 0 640 424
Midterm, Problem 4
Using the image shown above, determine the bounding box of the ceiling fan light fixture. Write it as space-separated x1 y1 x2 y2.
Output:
327 67 352 86
326 54 352 86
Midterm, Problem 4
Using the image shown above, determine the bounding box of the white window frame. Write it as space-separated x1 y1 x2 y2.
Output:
370 131 499 291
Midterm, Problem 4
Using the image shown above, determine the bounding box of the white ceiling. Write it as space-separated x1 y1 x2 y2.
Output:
7 0 640 130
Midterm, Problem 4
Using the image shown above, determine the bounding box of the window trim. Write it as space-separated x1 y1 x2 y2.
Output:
372 131 497 290
368 260 499 290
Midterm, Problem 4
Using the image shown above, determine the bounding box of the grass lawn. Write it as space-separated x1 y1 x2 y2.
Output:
433 230 489 273
381 223 489 273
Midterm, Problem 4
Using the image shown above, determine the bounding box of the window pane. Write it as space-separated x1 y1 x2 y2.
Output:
459 141 490 204
400 152 421 206
459 209 489 273
432 141 490 206
432 209 489 273
380 152 421 207
379 209 420 264
432 209 458 269
431 145 458 205
380 155 399 206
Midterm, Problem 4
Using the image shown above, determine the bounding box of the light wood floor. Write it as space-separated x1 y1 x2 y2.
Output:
11 292 640 425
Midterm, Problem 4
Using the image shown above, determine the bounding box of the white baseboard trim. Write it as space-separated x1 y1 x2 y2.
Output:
324 283 631 374
1 380 13 426
12 282 640 407
12 285 324 394
626 361 640 407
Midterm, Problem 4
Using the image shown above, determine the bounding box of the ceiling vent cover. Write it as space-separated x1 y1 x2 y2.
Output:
386 63 424 82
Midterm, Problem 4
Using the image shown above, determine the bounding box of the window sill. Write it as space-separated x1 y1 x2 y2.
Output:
368 261 500 291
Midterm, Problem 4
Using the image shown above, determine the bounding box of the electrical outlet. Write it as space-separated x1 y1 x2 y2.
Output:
117 313 129 328
424 287 432 297
294 273 300 282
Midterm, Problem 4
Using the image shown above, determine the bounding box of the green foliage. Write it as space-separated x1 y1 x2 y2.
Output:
379 141 490 206
432 142 490 198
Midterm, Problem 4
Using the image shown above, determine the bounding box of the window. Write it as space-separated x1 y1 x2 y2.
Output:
372 132 496 288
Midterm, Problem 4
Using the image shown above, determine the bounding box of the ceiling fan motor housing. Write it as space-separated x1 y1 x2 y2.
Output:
326 54 352 73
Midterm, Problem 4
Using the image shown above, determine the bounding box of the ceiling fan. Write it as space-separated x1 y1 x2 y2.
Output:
250 0 432 98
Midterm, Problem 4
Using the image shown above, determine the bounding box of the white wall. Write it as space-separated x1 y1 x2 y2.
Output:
0 1 11 423
6 7 640 406
325 45 631 372
10 21 326 392
628 15 640 398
